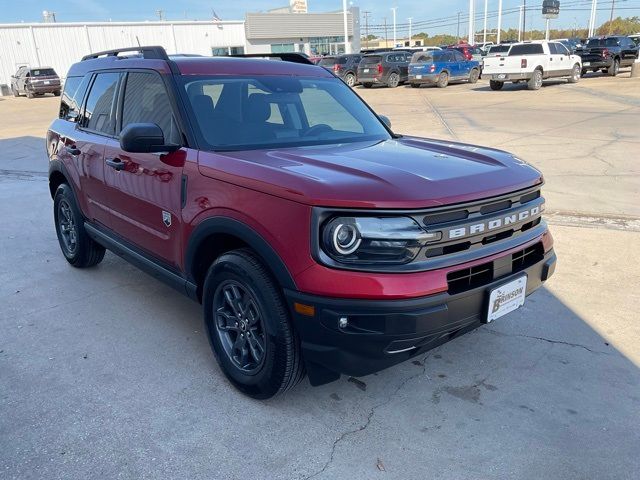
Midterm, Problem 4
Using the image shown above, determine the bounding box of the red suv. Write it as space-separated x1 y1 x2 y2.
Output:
47 46 556 399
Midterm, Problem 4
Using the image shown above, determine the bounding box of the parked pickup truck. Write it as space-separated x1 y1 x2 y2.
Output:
577 36 639 76
482 41 582 91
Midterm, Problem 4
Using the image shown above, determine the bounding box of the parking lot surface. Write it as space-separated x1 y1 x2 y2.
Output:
1 73 639 480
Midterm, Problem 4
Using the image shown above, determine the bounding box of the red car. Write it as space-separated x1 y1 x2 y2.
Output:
47 47 555 399
448 43 484 61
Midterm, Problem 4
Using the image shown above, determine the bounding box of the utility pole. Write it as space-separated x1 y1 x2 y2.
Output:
518 4 523 41
457 12 461 41
588 0 598 37
156 9 164 21
483 0 488 45
342 0 351 53
523 0 527 41
391 7 397 47
609 0 616 34
408 17 413 47
363 11 371 49
497 0 503 44
468 0 475 45
383 17 388 48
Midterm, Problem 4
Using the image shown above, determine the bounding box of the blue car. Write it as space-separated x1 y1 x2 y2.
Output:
408 49 481 88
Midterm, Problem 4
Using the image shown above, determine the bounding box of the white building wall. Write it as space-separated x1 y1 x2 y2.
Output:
0 21 246 87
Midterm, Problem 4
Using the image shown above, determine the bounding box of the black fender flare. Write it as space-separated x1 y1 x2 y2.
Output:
185 216 297 291
48 159 75 199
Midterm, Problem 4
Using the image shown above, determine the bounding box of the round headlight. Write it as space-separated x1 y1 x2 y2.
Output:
332 223 361 255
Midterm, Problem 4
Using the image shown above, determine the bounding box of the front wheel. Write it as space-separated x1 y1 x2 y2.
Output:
203 249 305 399
489 80 504 90
26 90 34 99
527 69 543 90
468 68 480 84
53 184 105 268
568 64 581 83
436 72 449 88
12 86 19 97
387 72 400 88
344 73 356 87
361 83 373 88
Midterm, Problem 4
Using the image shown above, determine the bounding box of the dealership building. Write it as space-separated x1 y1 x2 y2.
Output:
0 4 360 89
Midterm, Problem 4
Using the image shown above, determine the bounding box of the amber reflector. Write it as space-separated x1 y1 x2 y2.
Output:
294 302 315 317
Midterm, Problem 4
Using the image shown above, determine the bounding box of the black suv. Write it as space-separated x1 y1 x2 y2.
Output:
317 54 363 87
11 66 61 98
357 52 410 88
578 36 639 76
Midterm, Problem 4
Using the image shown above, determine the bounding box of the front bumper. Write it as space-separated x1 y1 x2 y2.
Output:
286 248 556 386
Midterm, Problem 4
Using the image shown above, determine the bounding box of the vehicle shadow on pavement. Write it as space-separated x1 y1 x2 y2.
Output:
0 136 50 174
1 178 638 480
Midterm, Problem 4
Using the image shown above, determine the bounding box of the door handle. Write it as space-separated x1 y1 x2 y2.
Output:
65 145 81 156
105 157 125 171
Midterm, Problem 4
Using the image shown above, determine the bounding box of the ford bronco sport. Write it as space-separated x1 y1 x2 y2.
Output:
47 46 556 399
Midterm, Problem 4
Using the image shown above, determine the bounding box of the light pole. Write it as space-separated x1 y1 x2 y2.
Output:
588 0 598 37
497 0 503 44
609 0 616 34
457 12 461 41
408 17 413 47
518 4 523 41
363 11 371 49
342 0 351 53
522 0 527 41
468 0 475 45
391 7 397 47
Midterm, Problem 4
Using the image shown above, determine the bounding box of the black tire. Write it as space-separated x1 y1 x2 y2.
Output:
568 63 580 84
53 184 105 268
54 90 61 97
203 249 304 399
362 83 373 88
344 73 356 87
609 58 619 77
26 90 34 99
12 86 19 97
527 69 543 90
489 80 504 90
581 68 587 77
410 82 421 88
468 68 480 84
436 72 449 88
387 72 400 88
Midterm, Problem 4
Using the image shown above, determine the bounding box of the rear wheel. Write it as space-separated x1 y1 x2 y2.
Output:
387 72 400 88
581 68 587 77
53 184 105 268
362 83 373 88
489 80 504 90
410 82 420 88
12 86 19 97
527 69 543 90
609 58 620 76
344 73 356 87
568 64 581 83
468 68 480 84
54 90 61 97
203 249 304 399
436 72 449 88
26 90 34 99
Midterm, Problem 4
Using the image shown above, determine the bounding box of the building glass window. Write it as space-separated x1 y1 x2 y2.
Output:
271 43 295 53
212 46 245 56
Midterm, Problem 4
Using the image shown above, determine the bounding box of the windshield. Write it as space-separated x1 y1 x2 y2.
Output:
183 76 391 151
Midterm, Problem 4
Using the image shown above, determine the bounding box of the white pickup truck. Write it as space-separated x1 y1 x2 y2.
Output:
482 41 582 90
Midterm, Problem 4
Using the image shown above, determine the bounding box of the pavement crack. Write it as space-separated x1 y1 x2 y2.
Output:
484 329 612 355
302 353 432 479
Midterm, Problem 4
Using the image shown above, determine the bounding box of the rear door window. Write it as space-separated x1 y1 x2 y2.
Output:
81 72 120 135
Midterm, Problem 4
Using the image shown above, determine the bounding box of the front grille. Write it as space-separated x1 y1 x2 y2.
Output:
447 262 494 294
512 243 544 272
447 241 544 294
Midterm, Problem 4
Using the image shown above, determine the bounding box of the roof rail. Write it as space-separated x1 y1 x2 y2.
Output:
81 46 170 62
228 53 314 65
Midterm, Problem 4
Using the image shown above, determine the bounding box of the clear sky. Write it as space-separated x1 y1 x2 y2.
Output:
2 1 639 35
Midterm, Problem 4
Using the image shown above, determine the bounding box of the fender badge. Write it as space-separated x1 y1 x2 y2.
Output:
162 211 172 227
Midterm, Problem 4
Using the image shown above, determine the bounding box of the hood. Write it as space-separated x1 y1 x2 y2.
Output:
197 137 543 209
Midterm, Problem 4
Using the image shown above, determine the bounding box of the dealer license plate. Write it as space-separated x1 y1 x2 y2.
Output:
486 275 527 323
416 74 422 79
583 62 590 66
493 74 507 80
363 68 370 73
44 80 50 85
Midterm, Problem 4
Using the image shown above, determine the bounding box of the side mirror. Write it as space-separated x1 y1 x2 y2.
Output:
379 115 392 129
120 123 180 153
